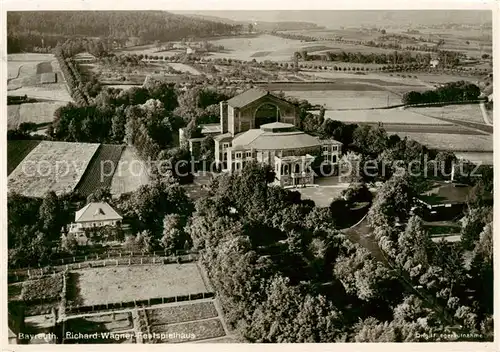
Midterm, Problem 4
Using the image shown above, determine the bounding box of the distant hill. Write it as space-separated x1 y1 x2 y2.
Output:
178 13 325 31
7 11 242 53
172 10 491 30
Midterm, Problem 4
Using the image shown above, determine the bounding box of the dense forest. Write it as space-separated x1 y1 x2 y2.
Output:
7 11 242 53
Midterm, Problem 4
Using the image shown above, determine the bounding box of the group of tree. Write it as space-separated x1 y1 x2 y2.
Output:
7 11 242 53
8 191 84 268
365 170 493 338
113 180 195 254
402 81 481 105
184 161 492 341
48 80 233 182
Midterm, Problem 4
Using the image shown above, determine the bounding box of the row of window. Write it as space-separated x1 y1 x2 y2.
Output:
322 145 339 152
234 151 253 159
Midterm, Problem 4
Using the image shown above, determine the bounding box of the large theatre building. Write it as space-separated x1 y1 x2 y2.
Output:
214 88 342 187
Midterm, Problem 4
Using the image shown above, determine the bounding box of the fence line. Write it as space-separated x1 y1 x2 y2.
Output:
10 249 199 271
8 253 199 283
64 291 215 315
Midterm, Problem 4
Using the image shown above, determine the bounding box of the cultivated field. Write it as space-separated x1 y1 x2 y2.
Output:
206 34 315 62
67 264 208 306
7 102 66 130
394 132 493 152
7 53 72 102
300 71 433 91
75 144 125 198
7 105 21 130
285 90 401 109
7 140 42 176
7 54 55 79
7 85 73 102
455 152 493 165
324 108 452 125
8 141 100 197
110 147 151 196
408 104 486 124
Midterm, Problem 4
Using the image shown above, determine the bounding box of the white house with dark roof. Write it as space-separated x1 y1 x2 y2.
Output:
213 89 342 187
67 202 123 245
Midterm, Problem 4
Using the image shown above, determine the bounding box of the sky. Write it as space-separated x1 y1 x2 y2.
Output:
172 10 492 29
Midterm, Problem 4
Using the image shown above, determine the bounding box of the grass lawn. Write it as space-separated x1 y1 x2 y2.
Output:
296 184 348 208
67 264 208 306
110 146 151 196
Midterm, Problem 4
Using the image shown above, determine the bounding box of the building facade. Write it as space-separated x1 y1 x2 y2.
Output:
67 202 123 245
213 89 342 186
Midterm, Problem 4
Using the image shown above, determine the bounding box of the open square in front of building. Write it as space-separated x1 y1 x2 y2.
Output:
67 264 208 306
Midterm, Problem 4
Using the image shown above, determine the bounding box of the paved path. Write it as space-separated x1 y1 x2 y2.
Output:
479 102 493 125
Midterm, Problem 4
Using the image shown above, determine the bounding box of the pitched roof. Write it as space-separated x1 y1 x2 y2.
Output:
214 132 232 142
75 202 122 223
226 88 270 108
201 124 221 134
232 129 323 151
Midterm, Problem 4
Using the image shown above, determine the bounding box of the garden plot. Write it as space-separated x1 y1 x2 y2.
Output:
8 141 100 198
65 312 134 334
407 104 485 124
21 274 64 302
324 109 452 125
67 264 208 307
147 301 218 326
394 132 493 152
150 318 225 343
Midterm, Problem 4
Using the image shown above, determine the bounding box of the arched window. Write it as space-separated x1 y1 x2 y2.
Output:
254 103 281 128
284 164 289 175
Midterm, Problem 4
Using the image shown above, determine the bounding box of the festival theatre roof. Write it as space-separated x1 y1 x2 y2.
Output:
226 88 274 108
231 123 341 151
